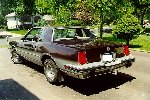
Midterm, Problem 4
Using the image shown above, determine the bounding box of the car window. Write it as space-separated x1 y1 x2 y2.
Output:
53 29 76 40
53 28 95 41
25 28 42 41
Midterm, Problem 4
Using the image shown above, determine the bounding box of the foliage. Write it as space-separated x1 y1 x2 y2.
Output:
130 0 150 26
0 0 150 35
37 19 49 26
75 0 94 26
144 28 150 34
102 34 126 44
0 0 18 25
35 0 54 15
0 0 36 28
113 13 143 45
0 0 36 16
15 0 36 16
54 7 72 26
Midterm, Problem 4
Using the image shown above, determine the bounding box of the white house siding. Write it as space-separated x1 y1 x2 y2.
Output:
6 13 22 29
7 17 22 29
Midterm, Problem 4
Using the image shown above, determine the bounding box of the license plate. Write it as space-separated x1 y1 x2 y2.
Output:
102 54 113 62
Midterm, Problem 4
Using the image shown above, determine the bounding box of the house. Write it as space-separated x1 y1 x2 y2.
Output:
6 13 43 29
21 14 42 29
6 13 22 29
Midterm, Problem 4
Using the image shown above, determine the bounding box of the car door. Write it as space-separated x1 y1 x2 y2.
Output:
21 28 43 65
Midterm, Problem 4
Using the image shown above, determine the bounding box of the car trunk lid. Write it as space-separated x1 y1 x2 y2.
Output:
54 38 126 63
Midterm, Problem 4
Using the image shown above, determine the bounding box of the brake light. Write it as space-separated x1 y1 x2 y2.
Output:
78 51 87 65
123 45 130 56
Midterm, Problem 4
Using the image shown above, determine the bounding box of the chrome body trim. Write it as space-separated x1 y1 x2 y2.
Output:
62 54 135 79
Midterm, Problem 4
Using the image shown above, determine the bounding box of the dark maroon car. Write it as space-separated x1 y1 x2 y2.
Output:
9 26 135 84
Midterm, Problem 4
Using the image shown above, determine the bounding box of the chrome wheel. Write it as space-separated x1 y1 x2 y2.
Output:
11 51 22 64
44 59 58 83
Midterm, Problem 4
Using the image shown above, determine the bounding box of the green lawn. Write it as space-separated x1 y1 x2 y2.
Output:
102 33 150 51
130 35 150 51
7 29 28 35
0 45 8 48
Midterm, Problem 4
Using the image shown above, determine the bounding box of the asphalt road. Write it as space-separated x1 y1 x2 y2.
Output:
0 38 7 46
0 39 150 100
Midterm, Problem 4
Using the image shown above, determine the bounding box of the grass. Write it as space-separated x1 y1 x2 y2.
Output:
102 34 126 44
7 29 28 35
130 35 150 51
0 45 8 48
102 33 150 51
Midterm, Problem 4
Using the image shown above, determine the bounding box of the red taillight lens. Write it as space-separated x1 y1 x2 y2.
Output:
78 51 87 65
123 45 130 56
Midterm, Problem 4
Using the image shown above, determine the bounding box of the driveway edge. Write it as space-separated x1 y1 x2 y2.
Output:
130 48 150 53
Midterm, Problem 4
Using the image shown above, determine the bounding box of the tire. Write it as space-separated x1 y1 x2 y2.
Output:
44 59 60 84
11 50 23 64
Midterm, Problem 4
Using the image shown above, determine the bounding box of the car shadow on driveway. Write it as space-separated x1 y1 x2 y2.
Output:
62 72 136 96
22 61 44 74
0 79 40 100
22 61 136 96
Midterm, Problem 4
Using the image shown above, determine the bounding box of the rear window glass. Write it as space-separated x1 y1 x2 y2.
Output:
53 28 93 41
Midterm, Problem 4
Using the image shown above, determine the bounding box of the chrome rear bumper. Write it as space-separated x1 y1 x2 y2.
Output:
62 54 135 79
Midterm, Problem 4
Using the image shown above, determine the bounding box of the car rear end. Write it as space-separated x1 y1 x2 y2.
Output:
62 44 135 79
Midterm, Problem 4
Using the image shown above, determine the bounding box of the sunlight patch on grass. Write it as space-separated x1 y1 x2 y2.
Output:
102 34 150 51
130 35 150 51
7 30 28 35
102 33 126 44
0 45 8 48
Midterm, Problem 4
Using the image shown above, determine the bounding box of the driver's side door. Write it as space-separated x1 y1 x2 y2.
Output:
20 28 42 64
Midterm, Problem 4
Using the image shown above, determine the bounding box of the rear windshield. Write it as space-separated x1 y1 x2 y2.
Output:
53 28 94 41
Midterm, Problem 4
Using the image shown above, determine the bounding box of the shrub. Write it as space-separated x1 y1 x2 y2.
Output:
113 14 143 45
37 19 49 27
144 28 150 33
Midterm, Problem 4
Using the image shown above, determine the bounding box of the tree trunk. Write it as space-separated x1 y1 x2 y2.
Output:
99 0 103 39
99 19 103 39
126 39 130 46
140 8 147 28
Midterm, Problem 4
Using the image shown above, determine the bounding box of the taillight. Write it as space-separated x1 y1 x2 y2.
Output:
78 51 87 65
123 45 130 56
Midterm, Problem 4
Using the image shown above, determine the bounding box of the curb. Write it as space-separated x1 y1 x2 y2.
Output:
0 31 23 38
9 33 23 37
130 48 150 53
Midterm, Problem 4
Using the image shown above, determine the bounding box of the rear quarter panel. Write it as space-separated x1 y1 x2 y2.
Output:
37 42 78 69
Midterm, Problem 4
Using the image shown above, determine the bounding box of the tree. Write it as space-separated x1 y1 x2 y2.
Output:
35 0 78 26
113 14 143 45
0 0 36 26
75 0 94 26
15 0 36 16
130 0 150 26
0 0 18 25
89 0 133 38
145 8 150 21
108 0 134 24
90 0 109 38
35 0 54 15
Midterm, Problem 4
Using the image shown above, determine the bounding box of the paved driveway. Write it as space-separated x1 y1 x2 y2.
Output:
0 31 150 100
0 47 150 100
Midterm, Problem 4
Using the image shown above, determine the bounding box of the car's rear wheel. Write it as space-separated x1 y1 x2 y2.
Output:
11 50 23 64
44 59 60 84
